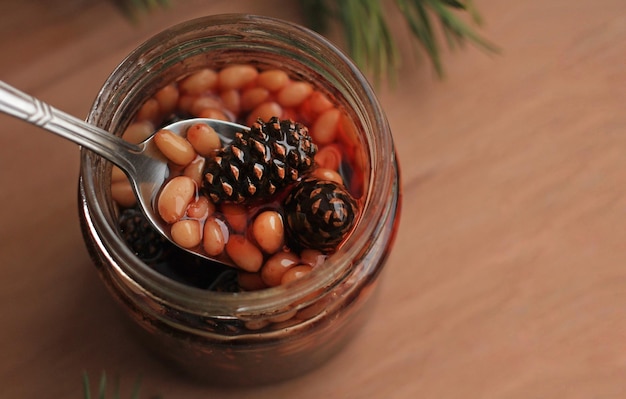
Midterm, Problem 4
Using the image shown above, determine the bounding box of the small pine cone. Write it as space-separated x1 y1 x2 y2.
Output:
118 208 169 261
203 117 317 204
283 178 359 253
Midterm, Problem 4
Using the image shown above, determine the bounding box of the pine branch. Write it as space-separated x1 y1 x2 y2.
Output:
337 0 400 85
312 0 498 79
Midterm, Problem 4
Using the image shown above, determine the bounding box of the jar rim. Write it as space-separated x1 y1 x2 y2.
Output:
80 13 396 316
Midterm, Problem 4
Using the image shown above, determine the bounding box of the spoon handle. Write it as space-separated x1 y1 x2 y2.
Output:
0 80 139 171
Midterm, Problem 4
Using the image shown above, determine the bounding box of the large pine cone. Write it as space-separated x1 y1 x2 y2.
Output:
283 178 359 253
203 117 317 204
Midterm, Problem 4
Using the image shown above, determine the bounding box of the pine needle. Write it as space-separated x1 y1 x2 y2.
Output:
98 372 107 399
82 373 92 399
307 0 498 80
299 0 333 32
327 0 398 85
82 372 146 399
111 0 170 22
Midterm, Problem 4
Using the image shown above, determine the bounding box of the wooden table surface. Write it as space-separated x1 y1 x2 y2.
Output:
1 0 625 397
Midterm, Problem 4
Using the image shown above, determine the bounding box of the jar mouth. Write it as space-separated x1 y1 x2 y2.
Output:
80 14 396 316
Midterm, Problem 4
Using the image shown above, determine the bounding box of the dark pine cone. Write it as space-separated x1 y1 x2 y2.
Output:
118 207 169 262
283 178 359 253
203 117 317 204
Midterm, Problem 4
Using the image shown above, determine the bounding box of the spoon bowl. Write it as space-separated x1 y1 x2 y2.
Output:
0 80 249 267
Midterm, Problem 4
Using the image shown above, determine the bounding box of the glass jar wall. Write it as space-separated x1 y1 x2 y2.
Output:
79 14 400 385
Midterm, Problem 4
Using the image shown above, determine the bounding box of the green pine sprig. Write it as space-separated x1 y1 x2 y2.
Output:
112 0 170 22
301 0 399 84
403 0 499 75
340 0 401 84
82 372 150 399
114 0 497 80
312 0 499 79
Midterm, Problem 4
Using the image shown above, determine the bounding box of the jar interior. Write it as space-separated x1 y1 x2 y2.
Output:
83 14 394 319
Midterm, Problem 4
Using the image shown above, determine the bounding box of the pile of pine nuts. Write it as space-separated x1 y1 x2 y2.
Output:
111 63 365 293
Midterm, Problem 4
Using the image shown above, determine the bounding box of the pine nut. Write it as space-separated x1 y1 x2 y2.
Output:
198 108 229 121
226 235 263 272
135 98 160 122
183 156 206 186
281 264 313 285
338 112 359 148
299 249 326 267
122 121 154 144
202 216 226 256
244 319 270 330
186 123 222 157
311 167 344 186
220 89 241 114
295 291 332 320
314 143 342 171
171 219 202 249
111 165 127 183
190 96 223 116
247 101 283 126
311 108 340 145
241 87 270 111
268 309 297 323
111 180 136 208
186 196 214 220
277 81 313 108
308 90 334 114
252 210 284 254
154 129 196 166
177 94 198 114
179 69 218 94
258 69 289 91
261 251 299 287
157 176 196 223
153 84 179 115
221 203 248 232
281 107 298 122
269 315 301 330
219 64 258 90
300 92 335 131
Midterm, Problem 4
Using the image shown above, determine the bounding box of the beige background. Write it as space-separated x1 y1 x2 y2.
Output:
1 0 626 397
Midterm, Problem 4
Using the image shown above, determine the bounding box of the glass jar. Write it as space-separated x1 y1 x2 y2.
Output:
79 14 401 386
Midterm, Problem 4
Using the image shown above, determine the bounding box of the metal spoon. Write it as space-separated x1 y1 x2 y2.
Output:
0 80 249 267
